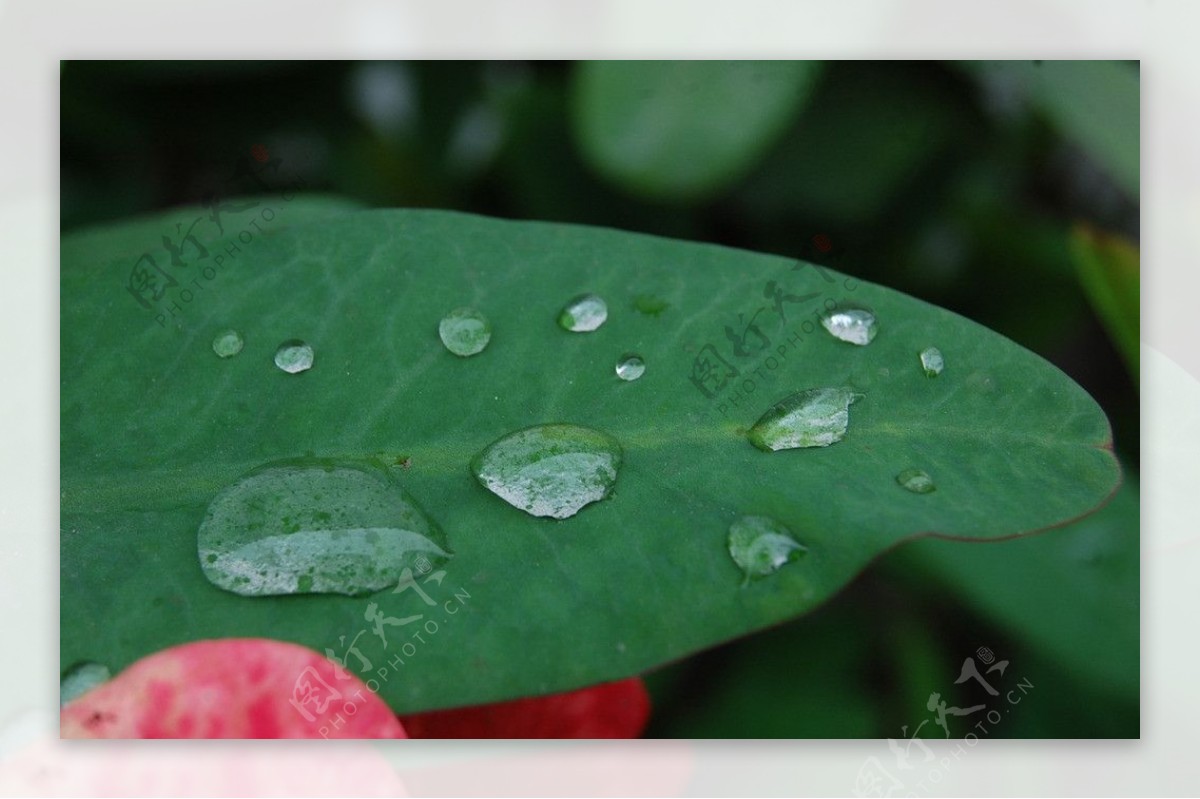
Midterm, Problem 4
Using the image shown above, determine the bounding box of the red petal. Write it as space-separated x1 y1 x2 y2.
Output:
61 639 407 739
400 678 650 738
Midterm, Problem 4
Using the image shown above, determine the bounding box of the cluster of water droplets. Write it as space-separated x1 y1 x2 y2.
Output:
195 278 948 597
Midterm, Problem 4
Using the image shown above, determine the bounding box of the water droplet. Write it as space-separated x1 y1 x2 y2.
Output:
558 293 608 332
438 307 492 357
471 424 622 519
728 515 806 584
197 458 450 597
211 329 244 358
274 340 314 374
920 347 944 377
748 387 863 451
615 353 645 381
896 468 936 494
61 661 111 706
820 307 877 345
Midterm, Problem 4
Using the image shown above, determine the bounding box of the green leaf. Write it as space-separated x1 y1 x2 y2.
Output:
1070 224 1140 382
889 476 1138 698
970 61 1139 198
570 60 821 201
61 203 1119 713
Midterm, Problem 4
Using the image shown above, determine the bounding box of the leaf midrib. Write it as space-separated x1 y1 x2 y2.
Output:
61 418 1111 516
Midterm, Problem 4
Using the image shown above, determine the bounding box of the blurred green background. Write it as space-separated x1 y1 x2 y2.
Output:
60 60 1139 738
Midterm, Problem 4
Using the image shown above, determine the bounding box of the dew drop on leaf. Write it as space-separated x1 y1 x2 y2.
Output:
61 661 111 706
558 293 608 332
747 387 863 451
615 353 645 381
197 459 450 597
438 307 492 357
920 346 944 377
820 307 877 345
896 468 936 494
274 339 314 374
211 329 244 358
727 515 806 584
471 424 622 519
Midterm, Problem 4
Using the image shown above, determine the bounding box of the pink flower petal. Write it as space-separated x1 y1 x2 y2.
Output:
61 639 406 739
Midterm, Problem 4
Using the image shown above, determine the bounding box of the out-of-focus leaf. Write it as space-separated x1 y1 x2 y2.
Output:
891 477 1138 698
735 61 970 224
1070 224 1140 381
571 60 821 201
646 602 882 737
971 61 1139 199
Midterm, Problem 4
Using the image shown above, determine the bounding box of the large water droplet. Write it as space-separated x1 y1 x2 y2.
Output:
471 424 622 519
615 353 645 381
439 307 492 357
212 329 244 358
197 459 450 597
820 307 877 345
558 293 608 332
747 387 863 451
274 340 314 374
920 346 944 377
61 661 111 706
896 468 936 494
728 515 806 584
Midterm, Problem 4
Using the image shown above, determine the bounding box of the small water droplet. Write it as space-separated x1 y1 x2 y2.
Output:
61 661 111 706
728 515 806 584
197 458 450 597
896 468 936 494
438 307 492 357
820 307 877 345
615 353 645 381
211 329 244 358
274 340 314 374
558 293 608 332
920 347 944 377
748 387 863 451
471 424 622 519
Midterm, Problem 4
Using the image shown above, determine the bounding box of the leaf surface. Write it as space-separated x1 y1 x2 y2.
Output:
61 204 1120 712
